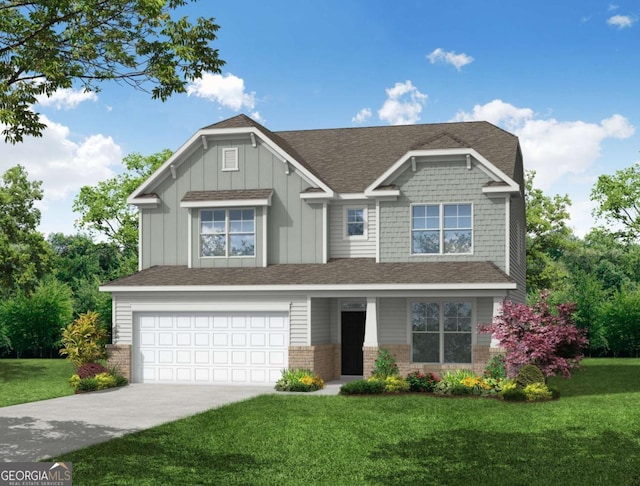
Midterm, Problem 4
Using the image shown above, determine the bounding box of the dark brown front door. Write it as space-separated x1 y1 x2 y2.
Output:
341 311 366 375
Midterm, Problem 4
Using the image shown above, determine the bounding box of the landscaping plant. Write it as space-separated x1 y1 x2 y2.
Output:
405 371 440 392
372 348 399 379
275 368 324 392
60 311 107 366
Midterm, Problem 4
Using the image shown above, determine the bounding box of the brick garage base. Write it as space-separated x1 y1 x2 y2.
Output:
106 344 132 383
364 343 494 377
288 345 340 381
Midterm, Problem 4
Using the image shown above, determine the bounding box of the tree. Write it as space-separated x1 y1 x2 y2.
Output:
0 1 224 143
591 164 640 242
525 171 574 294
480 292 589 378
0 165 52 296
599 289 640 357
73 150 171 262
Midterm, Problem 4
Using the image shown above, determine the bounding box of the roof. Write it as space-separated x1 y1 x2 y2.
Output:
181 189 273 203
205 114 521 193
101 259 515 290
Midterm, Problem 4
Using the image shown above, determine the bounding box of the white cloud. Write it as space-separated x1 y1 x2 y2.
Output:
36 88 98 110
187 72 256 111
378 81 427 125
607 14 635 28
427 48 474 70
454 100 635 189
608 4 619 11
352 108 372 124
250 111 265 123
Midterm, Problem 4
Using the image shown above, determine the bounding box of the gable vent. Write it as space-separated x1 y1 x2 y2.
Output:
222 148 239 171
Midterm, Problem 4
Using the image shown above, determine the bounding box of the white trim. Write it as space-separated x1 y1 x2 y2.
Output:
343 205 368 240
138 211 143 272
101 282 517 293
364 148 520 196
300 191 333 200
375 200 380 263
181 196 272 209
221 147 239 171
336 193 368 200
306 296 312 346
128 126 334 203
322 202 328 263
410 202 474 256
187 208 192 268
262 207 268 267
363 297 379 346
129 302 291 312
132 196 159 208
482 185 520 194
505 195 510 275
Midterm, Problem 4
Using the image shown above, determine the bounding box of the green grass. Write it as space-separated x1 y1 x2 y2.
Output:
0 359 75 407
58 358 640 485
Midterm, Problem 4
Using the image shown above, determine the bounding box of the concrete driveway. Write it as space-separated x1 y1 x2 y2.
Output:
0 384 273 462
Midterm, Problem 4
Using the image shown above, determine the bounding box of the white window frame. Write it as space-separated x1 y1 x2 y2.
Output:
221 147 239 172
408 298 476 364
410 202 473 256
199 208 256 258
343 205 368 240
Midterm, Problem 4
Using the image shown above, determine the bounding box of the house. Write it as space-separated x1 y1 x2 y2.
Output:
100 114 525 385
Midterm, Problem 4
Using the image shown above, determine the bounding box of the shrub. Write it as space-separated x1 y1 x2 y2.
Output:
372 348 399 379
275 368 324 392
339 379 385 395
484 354 507 380
60 311 107 367
95 372 117 390
523 382 553 402
77 362 109 379
480 292 588 378
76 377 99 392
516 364 546 388
406 371 440 392
502 386 527 402
382 376 410 393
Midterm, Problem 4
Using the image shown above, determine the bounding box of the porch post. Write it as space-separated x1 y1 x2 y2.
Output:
363 297 378 346
491 296 504 348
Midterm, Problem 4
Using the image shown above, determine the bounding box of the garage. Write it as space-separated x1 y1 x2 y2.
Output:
132 312 289 385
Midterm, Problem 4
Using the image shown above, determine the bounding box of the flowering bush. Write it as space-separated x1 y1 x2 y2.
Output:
484 354 507 380
406 371 440 392
380 376 410 393
275 368 324 392
372 348 399 379
500 379 555 402
69 369 127 392
434 369 504 397
480 292 588 378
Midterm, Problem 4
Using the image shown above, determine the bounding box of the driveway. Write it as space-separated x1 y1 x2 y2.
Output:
0 384 273 462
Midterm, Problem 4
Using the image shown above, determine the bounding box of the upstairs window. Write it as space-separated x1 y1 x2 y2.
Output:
201 209 255 257
344 206 367 239
412 203 472 254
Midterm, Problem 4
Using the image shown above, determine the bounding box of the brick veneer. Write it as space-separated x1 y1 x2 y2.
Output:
106 344 132 382
364 343 494 377
288 344 340 381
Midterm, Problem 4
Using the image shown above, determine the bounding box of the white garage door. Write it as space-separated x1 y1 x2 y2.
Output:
133 312 288 385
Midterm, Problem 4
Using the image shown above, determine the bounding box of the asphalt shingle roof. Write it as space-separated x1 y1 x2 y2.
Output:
181 189 273 202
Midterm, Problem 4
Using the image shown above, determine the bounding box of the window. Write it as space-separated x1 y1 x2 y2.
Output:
344 207 367 239
222 148 238 171
411 301 473 363
200 209 255 257
412 203 472 254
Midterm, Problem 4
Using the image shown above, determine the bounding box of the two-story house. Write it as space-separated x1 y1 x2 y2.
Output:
101 114 525 385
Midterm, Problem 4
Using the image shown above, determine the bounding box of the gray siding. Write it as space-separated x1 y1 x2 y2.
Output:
379 298 407 343
310 298 332 345
141 137 323 269
111 292 307 346
329 202 376 258
379 157 506 269
508 193 527 304
476 297 493 346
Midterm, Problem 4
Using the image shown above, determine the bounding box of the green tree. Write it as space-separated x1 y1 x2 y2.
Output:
73 150 171 264
525 171 574 294
1 277 73 357
0 165 52 296
591 164 640 242
0 0 224 143
600 288 640 357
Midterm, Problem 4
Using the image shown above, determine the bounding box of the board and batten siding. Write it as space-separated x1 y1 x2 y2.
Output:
378 157 506 270
110 292 308 346
310 298 332 345
141 137 324 269
328 202 376 258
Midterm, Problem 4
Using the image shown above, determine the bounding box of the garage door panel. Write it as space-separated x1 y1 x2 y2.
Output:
135 312 289 385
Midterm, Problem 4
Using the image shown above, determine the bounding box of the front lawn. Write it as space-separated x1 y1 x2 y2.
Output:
58 359 640 485
0 359 75 407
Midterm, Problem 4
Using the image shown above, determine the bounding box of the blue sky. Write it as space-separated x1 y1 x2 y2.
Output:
1 0 638 238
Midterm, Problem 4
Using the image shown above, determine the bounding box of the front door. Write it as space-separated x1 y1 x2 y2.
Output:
341 311 366 375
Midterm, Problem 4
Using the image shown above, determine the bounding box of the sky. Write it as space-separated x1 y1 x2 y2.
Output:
1 0 639 239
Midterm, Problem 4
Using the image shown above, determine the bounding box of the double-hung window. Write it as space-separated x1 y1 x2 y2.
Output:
411 300 473 363
200 208 255 257
412 203 472 254
344 206 367 239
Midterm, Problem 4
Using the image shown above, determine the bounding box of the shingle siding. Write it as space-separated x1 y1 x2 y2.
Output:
379 158 506 269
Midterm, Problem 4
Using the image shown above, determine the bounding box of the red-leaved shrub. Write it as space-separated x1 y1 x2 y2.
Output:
77 362 109 379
